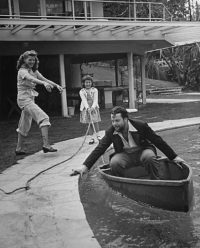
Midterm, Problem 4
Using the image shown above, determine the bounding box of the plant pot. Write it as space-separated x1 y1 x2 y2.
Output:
68 106 75 116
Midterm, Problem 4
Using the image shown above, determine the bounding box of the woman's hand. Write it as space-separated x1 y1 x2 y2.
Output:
56 85 63 93
44 82 53 92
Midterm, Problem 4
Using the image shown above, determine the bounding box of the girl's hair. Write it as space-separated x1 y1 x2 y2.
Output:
16 50 39 72
82 74 94 88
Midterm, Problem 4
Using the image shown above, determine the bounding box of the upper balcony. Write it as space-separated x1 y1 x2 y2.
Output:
0 0 199 45
0 0 172 22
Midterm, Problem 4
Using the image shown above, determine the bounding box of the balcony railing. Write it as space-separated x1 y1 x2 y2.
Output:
0 1 172 22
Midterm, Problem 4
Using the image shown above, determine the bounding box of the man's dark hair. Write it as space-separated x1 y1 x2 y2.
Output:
111 106 128 119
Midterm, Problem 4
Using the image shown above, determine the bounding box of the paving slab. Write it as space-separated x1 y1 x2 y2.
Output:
147 98 200 103
0 136 101 248
0 118 200 248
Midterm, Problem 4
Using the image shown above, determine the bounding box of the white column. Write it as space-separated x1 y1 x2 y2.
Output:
8 0 12 15
141 56 146 104
40 0 47 16
127 52 136 109
13 0 20 15
104 89 113 109
59 54 69 117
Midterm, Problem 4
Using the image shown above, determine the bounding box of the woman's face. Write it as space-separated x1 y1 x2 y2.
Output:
84 79 92 89
24 55 36 69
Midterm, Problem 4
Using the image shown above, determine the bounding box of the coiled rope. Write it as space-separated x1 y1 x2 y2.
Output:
0 115 95 195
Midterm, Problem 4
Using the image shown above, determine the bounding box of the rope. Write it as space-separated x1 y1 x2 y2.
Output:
88 109 106 164
0 108 108 195
0 121 92 195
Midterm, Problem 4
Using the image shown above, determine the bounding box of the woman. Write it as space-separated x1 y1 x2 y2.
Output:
15 50 63 155
79 74 101 144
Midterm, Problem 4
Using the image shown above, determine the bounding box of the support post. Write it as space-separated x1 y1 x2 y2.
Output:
8 0 12 16
59 54 69 117
127 52 136 109
13 0 20 15
115 59 119 87
40 0 47 16
141 56 146 104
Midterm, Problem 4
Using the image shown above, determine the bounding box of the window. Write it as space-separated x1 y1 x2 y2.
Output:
19 0 40 16
46 0 66 16
0 0 9 15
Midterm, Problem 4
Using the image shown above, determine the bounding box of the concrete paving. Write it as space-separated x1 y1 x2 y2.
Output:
147 98 200 103
147 92 200 103
0 116 200 248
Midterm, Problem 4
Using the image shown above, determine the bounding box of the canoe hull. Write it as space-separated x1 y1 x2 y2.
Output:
98 159 194 212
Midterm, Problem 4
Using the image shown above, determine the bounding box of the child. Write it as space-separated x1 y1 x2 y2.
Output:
79 75 101 144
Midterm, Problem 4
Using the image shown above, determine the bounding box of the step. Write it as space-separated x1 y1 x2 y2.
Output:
149 89 182 93
147 87 183 94
149 91 182 95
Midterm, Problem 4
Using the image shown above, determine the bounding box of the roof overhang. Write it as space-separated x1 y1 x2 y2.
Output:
0 19 200 44
0 18 200 56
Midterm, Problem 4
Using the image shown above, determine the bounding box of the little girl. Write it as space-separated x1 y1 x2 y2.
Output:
79 75 101 144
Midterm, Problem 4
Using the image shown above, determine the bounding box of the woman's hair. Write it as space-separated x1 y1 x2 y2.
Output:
16 50 39 72
82 74 94 88
111 106 128 119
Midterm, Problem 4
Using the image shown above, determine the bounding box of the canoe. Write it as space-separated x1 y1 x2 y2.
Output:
98 157 194 212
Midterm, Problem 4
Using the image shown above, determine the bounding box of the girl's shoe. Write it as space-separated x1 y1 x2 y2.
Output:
42 146 57 153
89 138 95 145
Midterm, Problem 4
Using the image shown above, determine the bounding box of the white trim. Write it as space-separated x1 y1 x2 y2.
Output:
11 25 26 34
34 25 50 34
127 52 136 109
59 54 69 117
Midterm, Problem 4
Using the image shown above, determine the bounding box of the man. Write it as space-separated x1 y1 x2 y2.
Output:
77 106 184 178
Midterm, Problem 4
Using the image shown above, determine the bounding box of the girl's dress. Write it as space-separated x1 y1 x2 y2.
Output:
80 87 101 124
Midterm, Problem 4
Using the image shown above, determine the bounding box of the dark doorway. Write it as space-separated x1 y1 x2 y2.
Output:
0 56 18 120
0 55 61 121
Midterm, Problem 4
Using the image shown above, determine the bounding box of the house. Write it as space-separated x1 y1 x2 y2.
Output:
0 0 200 119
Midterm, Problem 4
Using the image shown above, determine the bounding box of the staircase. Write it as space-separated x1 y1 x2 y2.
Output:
147 86 183 95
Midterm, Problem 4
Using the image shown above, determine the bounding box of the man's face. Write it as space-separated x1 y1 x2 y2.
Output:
111 113 127 132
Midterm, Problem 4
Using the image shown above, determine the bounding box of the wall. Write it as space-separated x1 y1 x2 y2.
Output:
71 64 81 88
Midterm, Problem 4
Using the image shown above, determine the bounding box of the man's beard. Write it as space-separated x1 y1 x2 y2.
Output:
114 125 124 132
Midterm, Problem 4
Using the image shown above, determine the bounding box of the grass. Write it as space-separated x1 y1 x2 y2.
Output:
1 95 200 173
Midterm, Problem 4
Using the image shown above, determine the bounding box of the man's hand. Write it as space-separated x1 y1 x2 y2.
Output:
71 165 88 178
173 156 185 168
173 156 185 163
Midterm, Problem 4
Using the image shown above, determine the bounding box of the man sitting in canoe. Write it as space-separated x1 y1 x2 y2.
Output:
77 106 184 179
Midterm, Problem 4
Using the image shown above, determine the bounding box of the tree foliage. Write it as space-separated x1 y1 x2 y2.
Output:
146 42 200 90
103 0 199 21
162 0 189 20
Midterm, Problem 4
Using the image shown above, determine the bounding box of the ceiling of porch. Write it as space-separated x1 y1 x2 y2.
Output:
0 18 200 51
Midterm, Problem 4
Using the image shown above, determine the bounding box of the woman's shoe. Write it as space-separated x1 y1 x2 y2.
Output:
42 146 57 153
97 136 101 141
15 150 26 155
89 138 95 145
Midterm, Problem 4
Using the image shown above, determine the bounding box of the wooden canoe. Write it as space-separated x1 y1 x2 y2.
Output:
98 157 194 212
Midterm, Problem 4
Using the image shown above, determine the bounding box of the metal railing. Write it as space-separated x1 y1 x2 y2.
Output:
0 0 172 22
